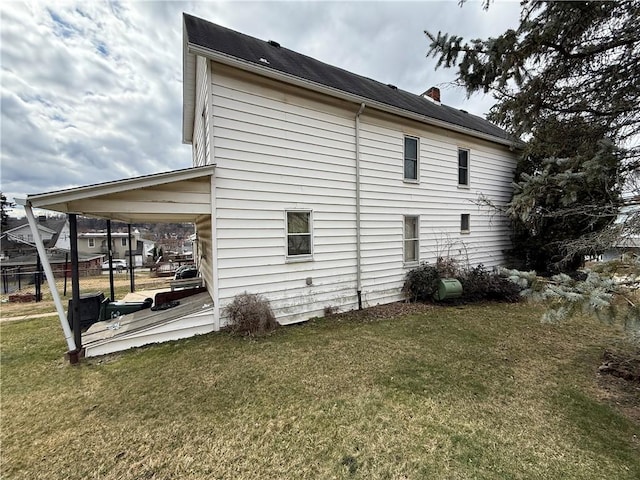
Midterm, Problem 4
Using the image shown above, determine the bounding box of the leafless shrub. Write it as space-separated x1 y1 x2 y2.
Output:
223 292 277 336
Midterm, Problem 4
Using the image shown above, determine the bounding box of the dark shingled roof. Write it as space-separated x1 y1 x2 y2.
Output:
184 14 515 144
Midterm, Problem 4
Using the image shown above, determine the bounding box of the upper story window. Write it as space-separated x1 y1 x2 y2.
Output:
404 136 419 182
458 148 470 186
121 238 127 247
88 238 95 248
286 210 312 259
403 215 419 264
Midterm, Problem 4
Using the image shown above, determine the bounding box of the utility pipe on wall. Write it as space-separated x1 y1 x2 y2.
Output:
355 102 366 310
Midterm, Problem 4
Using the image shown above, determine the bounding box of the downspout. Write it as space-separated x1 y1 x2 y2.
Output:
19 200 77 353
355 102 366 309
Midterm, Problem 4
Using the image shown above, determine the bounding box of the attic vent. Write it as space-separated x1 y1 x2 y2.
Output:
259 57 270 64
387 84 397 90
267 40 280 48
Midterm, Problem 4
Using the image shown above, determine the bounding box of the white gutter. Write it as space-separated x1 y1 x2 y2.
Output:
15 199 77 352
355 103 366 309
187 43 518 148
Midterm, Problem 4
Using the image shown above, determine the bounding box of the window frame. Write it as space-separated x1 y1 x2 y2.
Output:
285 209 313 262
403 135 419 183
403 215 420 266
461 213 470 234
458 148 470 187
121 238 127 247
88 238 95 248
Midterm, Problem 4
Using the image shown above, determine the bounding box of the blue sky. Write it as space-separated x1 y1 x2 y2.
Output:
1 1 521 213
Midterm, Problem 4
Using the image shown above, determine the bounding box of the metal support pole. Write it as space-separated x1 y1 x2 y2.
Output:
19 202 76 353
69 214 82 353
35 253 42 302
63 252 68 296
106 220 115 301
128 224 134 293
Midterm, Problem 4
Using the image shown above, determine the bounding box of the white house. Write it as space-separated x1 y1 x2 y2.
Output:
78 230 155 267
182 14 519 325
1 216 70 255
18 14 520 357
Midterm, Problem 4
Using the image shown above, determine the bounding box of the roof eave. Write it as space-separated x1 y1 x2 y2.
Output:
17 165 215 211
187 42 520 149
182 17 196 144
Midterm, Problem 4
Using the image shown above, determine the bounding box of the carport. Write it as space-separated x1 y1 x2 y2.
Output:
16 165 216 361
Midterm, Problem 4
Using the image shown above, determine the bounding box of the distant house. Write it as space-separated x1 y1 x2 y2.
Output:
1 216 70 258
601 203 640 261
19 14 520 356
78 230 155 267
1 217 101 288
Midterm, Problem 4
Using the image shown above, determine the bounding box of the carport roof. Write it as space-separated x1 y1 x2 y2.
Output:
17 165 215 224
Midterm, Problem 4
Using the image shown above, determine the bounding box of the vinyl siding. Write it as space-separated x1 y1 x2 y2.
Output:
206 64 517 325
194 214 214 297
211 66 358 325
192 56 210 167
358 117 514 306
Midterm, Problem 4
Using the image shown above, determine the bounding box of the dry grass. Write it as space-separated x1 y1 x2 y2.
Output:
1 300 639 479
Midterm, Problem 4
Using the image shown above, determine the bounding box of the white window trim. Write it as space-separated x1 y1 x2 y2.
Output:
461 213 471 234
403 215 420 267
285 209 313 262
458 147 470 188
403 135 420 183
121 238 127 247
88 238 95 248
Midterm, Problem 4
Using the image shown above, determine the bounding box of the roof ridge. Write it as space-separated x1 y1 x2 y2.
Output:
183 14 518 146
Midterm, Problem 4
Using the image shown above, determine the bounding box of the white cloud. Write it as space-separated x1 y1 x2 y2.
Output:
1 0 521 208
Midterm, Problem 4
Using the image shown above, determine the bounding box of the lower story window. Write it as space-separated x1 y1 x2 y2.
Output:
461 214 470 233
286 210 312 257
404 215 419 263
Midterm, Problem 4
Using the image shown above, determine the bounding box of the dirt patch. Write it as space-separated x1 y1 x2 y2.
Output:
330 300 437 322
596 349 640 424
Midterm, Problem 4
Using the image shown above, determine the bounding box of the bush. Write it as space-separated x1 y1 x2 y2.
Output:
458 264 523 303
223 292 277 336
404 262 523 304
403 263 441 301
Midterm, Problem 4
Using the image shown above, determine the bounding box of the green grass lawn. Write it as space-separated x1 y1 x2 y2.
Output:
1 302 638 479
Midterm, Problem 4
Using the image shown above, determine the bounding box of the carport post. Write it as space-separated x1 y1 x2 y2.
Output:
18 201 77 353
128 224 134 293
106 220 115 301
69 214 82 354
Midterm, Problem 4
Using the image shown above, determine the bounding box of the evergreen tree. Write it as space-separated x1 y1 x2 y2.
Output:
427 0 639 272
1 193 15 228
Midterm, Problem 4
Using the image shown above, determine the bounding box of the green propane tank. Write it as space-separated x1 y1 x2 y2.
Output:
433 278 463 301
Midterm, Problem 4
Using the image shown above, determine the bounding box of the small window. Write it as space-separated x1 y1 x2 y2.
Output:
286 210 312 258
404 136 419 181
461 214 470 233
88 238 95 248
458 148 469 186
121 238 127 247
403 215 419 264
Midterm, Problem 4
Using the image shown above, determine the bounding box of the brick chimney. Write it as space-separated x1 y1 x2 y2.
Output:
422 86 441 103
